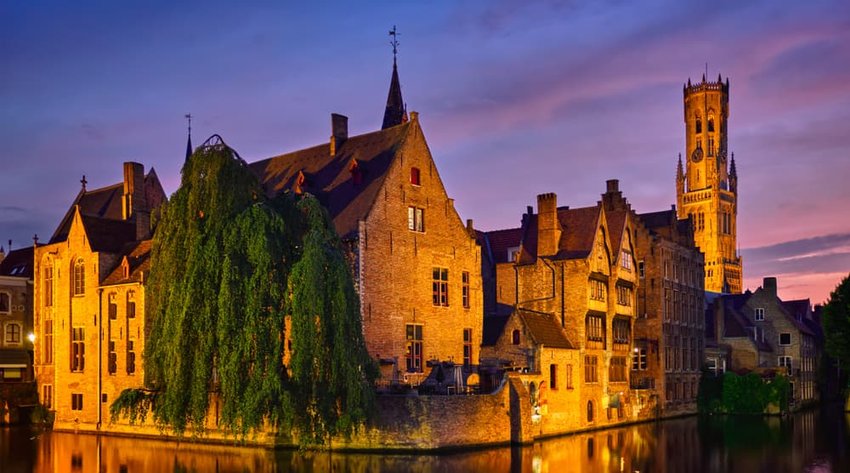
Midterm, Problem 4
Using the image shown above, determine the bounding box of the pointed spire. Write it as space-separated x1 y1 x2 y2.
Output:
185 113 193 161
382 26 406 130
677 153 684 179
730 152 737 177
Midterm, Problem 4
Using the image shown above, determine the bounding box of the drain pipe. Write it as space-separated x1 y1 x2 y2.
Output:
97 288 103 430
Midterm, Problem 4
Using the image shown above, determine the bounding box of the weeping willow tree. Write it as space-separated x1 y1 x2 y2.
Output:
111 136 376 443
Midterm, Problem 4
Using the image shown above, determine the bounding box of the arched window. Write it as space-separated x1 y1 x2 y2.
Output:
587 400 594 422
127 291 136 319
44 263 53 307
695 118 702 134
511 329 520 345
410 167 421 186
5 323 21 344
708 117 715 132
73 259 85 296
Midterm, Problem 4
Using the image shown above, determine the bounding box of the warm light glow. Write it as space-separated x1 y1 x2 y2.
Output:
27 332 36 343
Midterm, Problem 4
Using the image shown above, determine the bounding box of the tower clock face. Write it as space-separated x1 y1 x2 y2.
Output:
691 147 704 163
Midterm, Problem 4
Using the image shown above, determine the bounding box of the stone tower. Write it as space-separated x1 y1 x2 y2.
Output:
676 74 742 293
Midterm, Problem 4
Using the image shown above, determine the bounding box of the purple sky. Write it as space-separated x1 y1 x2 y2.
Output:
2 1 849 303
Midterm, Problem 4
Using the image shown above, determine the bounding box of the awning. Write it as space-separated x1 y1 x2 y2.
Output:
0 349 29 368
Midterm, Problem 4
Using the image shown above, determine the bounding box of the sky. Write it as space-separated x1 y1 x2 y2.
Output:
1 0 849 303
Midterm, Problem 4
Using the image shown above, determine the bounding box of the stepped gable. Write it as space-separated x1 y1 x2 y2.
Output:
0 246 34 278
102 240 152 286
249 123 410 239
517 309 573 349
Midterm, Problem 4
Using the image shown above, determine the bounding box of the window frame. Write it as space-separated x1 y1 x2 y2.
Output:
779 333 792 346
432 267 449 307
405 324 424 373
584 355 599 383
410 167 421 186
754 308 765 321
44 264 53 307
463 328 472 367
549 364 558 390
4 323 21 344
462 271 470 309
408 206 425 233
71 327 85 372
0 291 10 314
72 259 86 296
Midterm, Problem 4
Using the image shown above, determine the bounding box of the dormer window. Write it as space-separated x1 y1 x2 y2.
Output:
410 167 421 186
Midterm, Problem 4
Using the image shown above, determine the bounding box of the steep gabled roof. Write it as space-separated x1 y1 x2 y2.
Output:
102 240 152 286
720 293 772 352
0 246 34 278
517 309 573 349
605 208 628 256
481 227 523 264
249 123 411 239
556 205 602 260
80 215 137 253
50 183 123 243
639 209 676 231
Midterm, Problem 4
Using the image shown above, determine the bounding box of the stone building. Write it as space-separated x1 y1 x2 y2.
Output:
676 74 742 293
33 162 164 429
480 181 641 430
248 64 483 384
705 277 817 405
0 244 35 382
632 206 705 414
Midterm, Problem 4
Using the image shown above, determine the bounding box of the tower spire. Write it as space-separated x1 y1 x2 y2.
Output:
382 26 406 130
185 113 193 161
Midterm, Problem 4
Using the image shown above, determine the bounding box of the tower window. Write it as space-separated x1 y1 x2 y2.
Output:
695 118 702 134
708 118 715 132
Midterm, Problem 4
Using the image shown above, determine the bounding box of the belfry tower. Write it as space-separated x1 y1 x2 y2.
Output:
676 74 742 293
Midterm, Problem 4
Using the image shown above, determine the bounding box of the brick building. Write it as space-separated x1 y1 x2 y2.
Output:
0 244 35 382
248 64 483 383
33 163 164 428
632 206 705 414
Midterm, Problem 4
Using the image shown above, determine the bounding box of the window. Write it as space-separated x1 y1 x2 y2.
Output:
545 363 557 390
621 251 632 270
754 308 765 321
410 167 421 186
127 340 136 375
565 364 574 389
432 268 448 306
71 327 85 372
779 356 793 374
586 314 605 346
108 341 117 375
405 324 423 373
610 357 627 382
108 293 118 320
71 393 83 411
462 271 470 309
695 118 702 134
44 265 53 307
589 279 605 301
613 318 630 346
4 322 22 344
73 259 85 296
463 328 472 367
511 329 520 345
408 207 424 232
44 320 54 364
587 400 594 422
638 260 645 279
0 292 9 313
779 333 791 346
616 285 633 307
632 347 647 370
708 117 715 132
42 385 53 409
585 355 598 383
127 292 136 319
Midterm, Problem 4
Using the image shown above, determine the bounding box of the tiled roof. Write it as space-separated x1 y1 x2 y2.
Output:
719 293 773 352
249 123 411 239
605 209 627 255
638 209 675 230
80 215 137 253
517 309 573 349
50 184 123 243
481 228 523 264
102 240 152 286
0 246 34 278
555 206 601 260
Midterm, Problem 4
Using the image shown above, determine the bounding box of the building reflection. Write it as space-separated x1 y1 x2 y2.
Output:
3 408 848 472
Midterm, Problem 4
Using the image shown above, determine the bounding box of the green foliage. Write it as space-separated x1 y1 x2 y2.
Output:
697 369 724 414
823 274 850 379
114 137 376 444
287 197 378 444
699 371 790 415
722 372 768 414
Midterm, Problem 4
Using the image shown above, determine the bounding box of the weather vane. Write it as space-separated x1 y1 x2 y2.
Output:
389 25 400 64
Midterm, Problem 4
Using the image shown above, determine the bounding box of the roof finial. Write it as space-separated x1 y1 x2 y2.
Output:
389 25 400 65
80 175 87 191
185 113 193 161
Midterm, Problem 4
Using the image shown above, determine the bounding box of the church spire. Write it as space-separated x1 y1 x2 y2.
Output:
185 113 193 161
382 26 406 130
730 152 737 178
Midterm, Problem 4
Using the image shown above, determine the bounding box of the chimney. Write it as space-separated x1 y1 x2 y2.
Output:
466 218 475 237
536 193 561 256
606 179 619 193
330 113 348 156
122 162 150 240
763 277 777 298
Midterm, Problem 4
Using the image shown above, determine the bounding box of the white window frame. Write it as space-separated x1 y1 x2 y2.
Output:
754 307 765 321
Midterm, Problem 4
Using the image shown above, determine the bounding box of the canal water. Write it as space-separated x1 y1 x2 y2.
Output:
2 406 848 472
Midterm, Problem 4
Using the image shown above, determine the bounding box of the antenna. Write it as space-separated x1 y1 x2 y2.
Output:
389 25 400 64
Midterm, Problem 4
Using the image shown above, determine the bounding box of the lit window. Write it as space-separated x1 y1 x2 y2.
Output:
410 167 421 186
408 207 424 232
432 268 448 307
405 324 423 373
73 259 85 296
5 323 21 344
632 347 647 370
621 251 632 270
462 271 470 309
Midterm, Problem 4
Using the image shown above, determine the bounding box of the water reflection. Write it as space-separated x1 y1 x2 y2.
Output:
2 407 849 472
